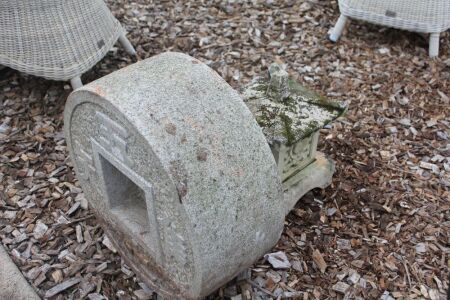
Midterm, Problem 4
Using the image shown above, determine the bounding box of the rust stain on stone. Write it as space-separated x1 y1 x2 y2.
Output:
184 116 204 135
165 123 177 135
180 133 187 144
196 148 208 161
169 160 189 202
93 85 106 97
176 182 188 202
96 216 187 299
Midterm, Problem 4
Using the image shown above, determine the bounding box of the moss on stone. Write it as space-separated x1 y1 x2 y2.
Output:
279 113 296 144
242 74 346 146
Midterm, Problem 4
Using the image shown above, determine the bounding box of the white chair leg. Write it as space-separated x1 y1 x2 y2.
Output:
70 76 83 90
329 15 349 42
429 33 440 58
118 33 136 56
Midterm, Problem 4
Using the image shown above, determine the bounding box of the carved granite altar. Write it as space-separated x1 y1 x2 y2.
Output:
65 53 345 299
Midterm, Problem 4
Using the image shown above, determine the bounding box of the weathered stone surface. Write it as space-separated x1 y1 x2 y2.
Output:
282 152 335 214
64 52 284 299
242 64 345 145
241 64 343 214
242 63 346 183
0 244 40 300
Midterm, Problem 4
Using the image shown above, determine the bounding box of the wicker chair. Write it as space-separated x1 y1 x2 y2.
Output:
329 0 450 57
0 0 136 89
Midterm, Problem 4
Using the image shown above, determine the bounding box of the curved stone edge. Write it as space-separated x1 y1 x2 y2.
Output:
64 94 203 299
0 244 41 300
65 52 284 298
283 152 335 215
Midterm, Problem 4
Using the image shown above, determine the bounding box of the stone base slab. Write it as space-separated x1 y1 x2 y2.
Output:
0 244 40 300
283 152 335 215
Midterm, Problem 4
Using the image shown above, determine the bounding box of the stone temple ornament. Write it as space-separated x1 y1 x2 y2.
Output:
242 63 346 214
64 52 345 299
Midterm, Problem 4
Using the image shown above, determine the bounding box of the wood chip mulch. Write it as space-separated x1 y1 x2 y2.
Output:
1 0 449 299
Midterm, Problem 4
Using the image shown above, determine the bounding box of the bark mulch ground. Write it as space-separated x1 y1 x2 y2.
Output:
0 1 449 299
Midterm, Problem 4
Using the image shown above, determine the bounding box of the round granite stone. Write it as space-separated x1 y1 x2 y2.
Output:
64 52 284 299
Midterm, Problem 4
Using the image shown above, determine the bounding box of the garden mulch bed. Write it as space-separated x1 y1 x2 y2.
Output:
0 0 449 299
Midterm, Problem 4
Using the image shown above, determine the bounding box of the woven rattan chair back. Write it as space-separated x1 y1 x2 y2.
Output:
329 0 450 57
0 0 136 88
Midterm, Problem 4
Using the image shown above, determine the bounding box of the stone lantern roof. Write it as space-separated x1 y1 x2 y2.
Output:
242 63 347 147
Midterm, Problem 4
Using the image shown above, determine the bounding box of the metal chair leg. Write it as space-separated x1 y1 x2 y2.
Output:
118 33 136 56
70 76 83 90
429 32 440 58
329 15 349 42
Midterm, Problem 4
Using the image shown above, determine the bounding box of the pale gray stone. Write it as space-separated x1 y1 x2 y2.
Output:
359 277 367 288
282 291 304 298
65 52 284 299
32 221 48 239
336 269 348 281
282 153 336 215
3 210 17 219
134 289 152 300
102 235 117 253
291 260 303 273
398 118 411 126
347 269 361 285
75 193 88 209
415 242 427 254
264 251 291 269
0 245 40 300
0 123 10 134
266 270 282 283
398 97 410 105
267 63 290 101
327 207 337 216
332 281 350 294
387 126 398 134
337 238 352 250
273 287 284 297
380 291 395 300
437 130 448 140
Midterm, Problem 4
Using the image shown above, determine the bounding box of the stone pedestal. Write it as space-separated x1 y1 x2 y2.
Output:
65 54 345 299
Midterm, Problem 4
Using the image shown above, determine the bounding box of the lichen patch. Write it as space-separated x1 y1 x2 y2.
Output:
242 74 346 145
